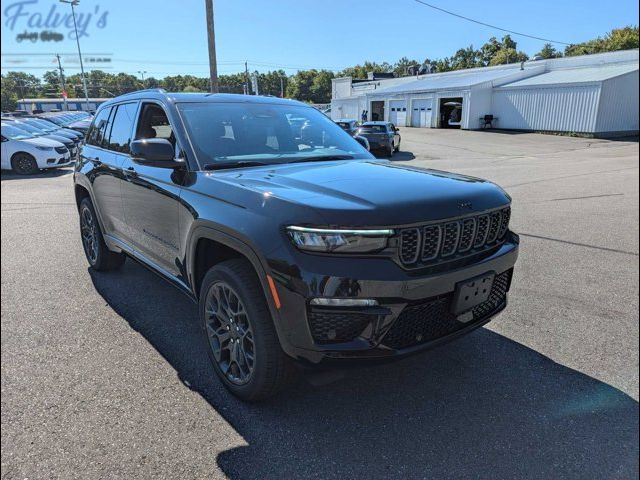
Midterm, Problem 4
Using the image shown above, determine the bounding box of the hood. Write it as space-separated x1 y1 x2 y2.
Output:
22 137 64 148
43 134 74 146
207 160 510 226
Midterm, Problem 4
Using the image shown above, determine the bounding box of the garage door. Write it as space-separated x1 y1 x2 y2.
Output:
411 99 433 127
389 100 407 125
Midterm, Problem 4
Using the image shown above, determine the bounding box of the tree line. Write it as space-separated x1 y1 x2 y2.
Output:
2 26 637 111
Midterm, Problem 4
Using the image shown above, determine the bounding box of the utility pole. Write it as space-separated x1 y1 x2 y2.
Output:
244 61 249 95
60 0 90 110
280 76 284 98
205 0 218 93
55 54 69 111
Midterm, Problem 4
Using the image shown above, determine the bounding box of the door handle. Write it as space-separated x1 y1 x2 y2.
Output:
124 166 138 179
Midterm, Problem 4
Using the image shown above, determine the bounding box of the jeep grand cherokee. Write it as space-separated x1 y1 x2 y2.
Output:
74 89 518 401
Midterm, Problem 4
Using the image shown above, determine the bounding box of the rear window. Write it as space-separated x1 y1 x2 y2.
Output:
359 125 387 133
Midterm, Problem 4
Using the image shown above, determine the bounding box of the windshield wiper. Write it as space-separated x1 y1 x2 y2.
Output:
286 155 354 164
203 160 272 171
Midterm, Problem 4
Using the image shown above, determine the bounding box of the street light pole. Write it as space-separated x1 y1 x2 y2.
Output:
60 0 90 111
205 0 219 93
137 71 147 88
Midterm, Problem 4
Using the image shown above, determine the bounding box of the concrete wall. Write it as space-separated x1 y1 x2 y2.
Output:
596 70 639 133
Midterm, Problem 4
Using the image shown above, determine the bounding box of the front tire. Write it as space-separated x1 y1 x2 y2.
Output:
11 153 39 175
79 197 126 271
200 259 295 401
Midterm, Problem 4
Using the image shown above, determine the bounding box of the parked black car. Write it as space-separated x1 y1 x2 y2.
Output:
335 119 360 136
356 121 401 157
74 90 518 401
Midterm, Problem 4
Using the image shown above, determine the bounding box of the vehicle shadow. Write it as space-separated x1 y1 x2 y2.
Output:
0 167 73 180
89 261 639 480
391 150 416 161
372 151 416 161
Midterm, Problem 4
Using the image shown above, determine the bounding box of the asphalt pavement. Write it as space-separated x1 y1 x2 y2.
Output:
1 129 638 479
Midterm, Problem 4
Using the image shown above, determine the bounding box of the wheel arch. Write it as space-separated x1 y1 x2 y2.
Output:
187 226 285 344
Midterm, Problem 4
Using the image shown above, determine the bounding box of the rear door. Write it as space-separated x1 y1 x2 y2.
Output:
102 101 140 247
82 106 128 240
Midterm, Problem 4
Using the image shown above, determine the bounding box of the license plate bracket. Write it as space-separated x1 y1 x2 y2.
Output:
451 271 495 315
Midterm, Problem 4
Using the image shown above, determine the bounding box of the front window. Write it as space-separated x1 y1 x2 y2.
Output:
177 102 372 168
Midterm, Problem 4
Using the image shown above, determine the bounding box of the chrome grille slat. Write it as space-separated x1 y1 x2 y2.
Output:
398 206 511 267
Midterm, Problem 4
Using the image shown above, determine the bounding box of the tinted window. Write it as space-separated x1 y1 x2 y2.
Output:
106 102 138 153
359 125 387 133
85 107 112 147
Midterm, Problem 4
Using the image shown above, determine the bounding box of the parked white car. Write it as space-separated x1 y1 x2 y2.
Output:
1 123 72 175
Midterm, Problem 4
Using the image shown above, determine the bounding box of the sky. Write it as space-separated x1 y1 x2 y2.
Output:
1 0 638 79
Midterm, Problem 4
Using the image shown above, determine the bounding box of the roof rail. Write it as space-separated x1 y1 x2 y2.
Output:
116 88 166 98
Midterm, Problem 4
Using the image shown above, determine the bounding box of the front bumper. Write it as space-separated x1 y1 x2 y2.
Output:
270 232 519 365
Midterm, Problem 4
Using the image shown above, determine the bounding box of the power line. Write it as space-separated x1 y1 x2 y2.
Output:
412 0 571 45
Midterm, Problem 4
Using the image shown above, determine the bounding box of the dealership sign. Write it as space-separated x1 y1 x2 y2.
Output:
4 0 109 42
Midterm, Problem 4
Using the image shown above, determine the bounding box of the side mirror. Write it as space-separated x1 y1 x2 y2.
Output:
354 135 370 151
130 138 183 168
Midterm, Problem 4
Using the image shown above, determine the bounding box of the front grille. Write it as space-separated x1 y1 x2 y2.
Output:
400 228 420 264
382 270 511 349
398 206 511 267
308 309 371 344
54 146 68 154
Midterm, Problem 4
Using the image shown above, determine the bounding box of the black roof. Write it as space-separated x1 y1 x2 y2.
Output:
100 89 307 108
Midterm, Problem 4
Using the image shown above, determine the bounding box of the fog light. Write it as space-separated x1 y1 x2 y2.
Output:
310 298 378 307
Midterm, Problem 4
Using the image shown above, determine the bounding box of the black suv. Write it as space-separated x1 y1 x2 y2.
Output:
74 90 518 401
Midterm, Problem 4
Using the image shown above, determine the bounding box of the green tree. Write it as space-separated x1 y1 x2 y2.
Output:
338 61 392 79
450 46 482 70
535 43 563 59
565 26 639 56
489 48 529 65
3 71 41 98
393 57 419 76
1 75 19 111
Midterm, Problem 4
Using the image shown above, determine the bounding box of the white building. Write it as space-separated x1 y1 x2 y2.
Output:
331 50 639 137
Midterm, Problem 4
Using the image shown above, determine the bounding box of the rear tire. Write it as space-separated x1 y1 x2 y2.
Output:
11 153 39 175
79 197 126 271
200 259 296 401
386 144 394 157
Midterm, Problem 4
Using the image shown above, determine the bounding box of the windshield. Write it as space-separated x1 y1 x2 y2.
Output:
359 125 387 133
26 119 58 132
1 124 33 140
10 122 43 135
177 102 372 168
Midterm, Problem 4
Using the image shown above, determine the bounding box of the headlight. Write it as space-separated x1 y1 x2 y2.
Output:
287 226 393 253
35 146 53 151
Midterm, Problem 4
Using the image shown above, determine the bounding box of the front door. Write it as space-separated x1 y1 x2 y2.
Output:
120 102 182 277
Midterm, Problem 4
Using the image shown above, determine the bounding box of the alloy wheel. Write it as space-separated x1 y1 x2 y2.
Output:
80 206 99 264
204 281 255 385
13 154 37 175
